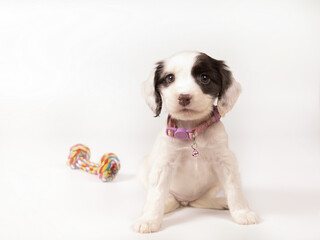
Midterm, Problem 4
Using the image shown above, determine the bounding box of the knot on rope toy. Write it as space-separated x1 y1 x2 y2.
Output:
67 144 120 182
98 153 121 182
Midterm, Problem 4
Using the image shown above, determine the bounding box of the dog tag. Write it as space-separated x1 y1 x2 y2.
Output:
191 135 199 157
192 149 199 157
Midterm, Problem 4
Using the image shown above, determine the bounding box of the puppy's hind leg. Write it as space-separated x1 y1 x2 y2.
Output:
164 193 180 214
189 184 228 210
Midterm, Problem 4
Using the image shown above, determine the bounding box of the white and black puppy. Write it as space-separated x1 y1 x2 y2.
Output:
134 51 258 233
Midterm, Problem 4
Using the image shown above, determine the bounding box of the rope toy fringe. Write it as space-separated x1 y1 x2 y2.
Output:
67 144 120 182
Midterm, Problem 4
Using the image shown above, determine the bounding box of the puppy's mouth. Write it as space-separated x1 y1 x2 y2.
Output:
179 108 196 114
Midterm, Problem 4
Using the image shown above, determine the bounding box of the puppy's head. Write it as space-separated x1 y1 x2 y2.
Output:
142 51 241 120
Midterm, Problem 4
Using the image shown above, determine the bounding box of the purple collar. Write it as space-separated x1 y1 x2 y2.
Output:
166 106 220 141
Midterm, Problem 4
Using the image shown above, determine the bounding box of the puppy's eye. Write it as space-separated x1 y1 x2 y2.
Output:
165 74 175 84
200 74 210 84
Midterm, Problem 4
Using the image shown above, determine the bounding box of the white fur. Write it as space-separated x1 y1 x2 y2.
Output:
217 76 242 117
134 51 258 233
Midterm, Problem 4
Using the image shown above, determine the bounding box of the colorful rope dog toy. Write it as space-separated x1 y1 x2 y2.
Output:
67 144 120 182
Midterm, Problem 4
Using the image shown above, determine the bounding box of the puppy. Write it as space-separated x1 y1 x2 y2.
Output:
134 51 258 233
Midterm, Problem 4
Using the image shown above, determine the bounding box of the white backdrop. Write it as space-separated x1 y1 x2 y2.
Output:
0 1 319 239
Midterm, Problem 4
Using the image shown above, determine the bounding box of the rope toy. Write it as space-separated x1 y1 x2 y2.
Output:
67 144 120 182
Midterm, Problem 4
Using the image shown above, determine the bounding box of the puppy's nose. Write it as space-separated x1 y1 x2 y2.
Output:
178 94 192 106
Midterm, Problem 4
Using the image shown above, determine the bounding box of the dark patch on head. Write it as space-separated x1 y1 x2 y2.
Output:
191 53 232 100
153 61 177 117
153 61 164 117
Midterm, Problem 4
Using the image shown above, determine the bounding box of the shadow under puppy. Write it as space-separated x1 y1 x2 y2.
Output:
134 51 258 233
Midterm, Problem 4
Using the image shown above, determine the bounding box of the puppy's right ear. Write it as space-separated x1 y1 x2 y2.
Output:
141 62 164 117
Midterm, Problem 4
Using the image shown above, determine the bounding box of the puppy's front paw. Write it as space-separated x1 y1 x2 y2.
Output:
133 218 161 233
231 209 259 225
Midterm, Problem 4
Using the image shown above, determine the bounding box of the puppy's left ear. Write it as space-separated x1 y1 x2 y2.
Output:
141 62 164 117
217 63 242 117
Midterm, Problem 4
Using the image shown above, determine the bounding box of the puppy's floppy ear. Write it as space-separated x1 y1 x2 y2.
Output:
141 62 164 117
217 63 242 117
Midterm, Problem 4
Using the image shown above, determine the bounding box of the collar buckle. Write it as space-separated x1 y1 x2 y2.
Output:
166 127 193 141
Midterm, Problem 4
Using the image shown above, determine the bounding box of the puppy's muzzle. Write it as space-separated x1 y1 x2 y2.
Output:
178 94 192 106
